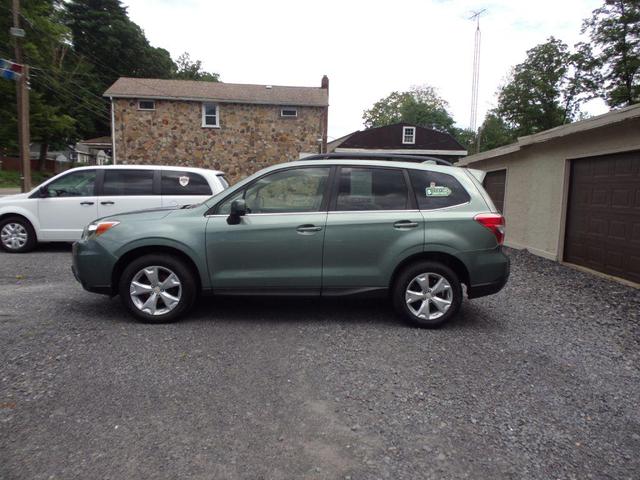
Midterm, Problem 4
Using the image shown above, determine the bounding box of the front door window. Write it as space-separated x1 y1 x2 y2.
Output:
218 167 330 214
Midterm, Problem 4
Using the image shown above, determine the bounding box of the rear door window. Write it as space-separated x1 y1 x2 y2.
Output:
102 170 155 196
161 171 212 195
409 170 470 210
335 167 409 211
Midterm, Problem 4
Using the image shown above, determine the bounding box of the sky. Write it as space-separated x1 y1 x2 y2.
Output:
123 0 608 140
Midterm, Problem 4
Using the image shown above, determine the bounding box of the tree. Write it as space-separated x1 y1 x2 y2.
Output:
495 37 589 137
478 112 516 152
362 85 456 133
0 0 84 165
64 0 175 89
581 0 640 107
174 53 219 82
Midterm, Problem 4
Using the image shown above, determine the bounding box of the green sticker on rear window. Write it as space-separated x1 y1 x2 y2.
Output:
425 182 452 197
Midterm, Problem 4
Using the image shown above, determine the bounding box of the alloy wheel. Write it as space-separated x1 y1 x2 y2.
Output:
129 266 182 316
405 272 453 320
1 223 28 250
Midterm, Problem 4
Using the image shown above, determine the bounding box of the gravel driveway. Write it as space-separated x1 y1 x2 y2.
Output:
1 246 639 479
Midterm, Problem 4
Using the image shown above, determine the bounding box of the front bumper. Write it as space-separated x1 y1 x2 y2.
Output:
72 240 117 296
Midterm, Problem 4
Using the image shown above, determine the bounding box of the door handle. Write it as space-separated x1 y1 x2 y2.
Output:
80 201 94 206
393 220 419 229
296 224 323 234
100 201 115 205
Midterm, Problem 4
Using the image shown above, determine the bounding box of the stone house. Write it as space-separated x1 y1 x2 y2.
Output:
104 76 329 183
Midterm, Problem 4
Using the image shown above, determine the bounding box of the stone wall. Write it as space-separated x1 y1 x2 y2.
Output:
112 99 325 184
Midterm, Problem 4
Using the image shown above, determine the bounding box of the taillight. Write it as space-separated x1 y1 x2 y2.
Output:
474 213 505 245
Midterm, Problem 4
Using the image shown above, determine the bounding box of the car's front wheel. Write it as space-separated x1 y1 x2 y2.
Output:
392 261 462 328
0 216 37 253
119 254 197 323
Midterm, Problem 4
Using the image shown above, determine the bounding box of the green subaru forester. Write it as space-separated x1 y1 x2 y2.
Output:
72 155 509 327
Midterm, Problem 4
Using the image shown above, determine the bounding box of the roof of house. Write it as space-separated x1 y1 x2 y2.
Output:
333 123 466 155
78 136 112 146
104 78 329 107
459 103 640 166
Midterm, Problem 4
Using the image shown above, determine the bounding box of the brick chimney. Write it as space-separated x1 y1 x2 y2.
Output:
321 75 329 90
320 75 329 153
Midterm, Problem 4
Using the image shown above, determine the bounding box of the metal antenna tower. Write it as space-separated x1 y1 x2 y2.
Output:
469 9 486 132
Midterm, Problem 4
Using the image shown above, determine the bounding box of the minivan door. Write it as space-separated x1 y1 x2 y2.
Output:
37 169 99 241
322 167 424 290
97 169 161 217
161 170 213 208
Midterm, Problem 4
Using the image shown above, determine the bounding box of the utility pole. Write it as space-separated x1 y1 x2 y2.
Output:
12 0 31 192
469 9 486 133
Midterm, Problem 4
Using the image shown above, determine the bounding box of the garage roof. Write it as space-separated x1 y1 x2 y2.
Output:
104 77 329 107
459 103 640 166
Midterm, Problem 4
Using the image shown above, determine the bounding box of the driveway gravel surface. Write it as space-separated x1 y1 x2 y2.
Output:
1 245 639 479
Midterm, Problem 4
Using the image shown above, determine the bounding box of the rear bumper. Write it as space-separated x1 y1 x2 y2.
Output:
72 240 116 296
463 248 510 299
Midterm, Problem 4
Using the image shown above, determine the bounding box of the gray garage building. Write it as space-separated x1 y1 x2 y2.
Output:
458 104 640 285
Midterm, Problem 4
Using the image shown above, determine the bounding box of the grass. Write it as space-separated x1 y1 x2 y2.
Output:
0 170 53 188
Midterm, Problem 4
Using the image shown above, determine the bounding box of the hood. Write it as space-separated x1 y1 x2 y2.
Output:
0 192 31 202
97 205 180 223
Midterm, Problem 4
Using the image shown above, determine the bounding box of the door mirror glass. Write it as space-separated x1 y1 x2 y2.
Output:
227 199 247 225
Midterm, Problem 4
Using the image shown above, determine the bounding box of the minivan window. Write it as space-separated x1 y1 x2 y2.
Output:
45 170 96 197
218 167 330 214
161 171 212 195
409 170 470 210
335 167 408 211
102 170 154 196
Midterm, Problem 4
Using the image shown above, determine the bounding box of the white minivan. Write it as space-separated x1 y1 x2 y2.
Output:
0 165 228 253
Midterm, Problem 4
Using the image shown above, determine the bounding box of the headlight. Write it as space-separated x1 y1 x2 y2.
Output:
84 221 120 239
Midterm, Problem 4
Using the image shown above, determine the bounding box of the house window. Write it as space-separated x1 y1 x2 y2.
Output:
138 100 155 110
402 126 416 144
202 103 220 128
280 107 298 118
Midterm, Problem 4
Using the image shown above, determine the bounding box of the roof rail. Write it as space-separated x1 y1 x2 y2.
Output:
300 152 453 166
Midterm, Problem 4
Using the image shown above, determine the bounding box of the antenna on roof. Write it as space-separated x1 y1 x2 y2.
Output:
469 8 486 133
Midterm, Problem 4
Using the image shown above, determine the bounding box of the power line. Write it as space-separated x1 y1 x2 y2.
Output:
31 71 110 121
34 79 110 122
19 10 177 99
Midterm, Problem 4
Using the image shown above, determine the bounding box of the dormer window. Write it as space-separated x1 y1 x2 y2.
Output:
402 126 416 144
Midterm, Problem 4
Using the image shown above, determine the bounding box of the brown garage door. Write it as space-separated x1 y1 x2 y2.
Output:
564 150 640 283
483 170 506 213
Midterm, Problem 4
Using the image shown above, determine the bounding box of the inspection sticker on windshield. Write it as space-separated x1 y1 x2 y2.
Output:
179 176 190 187
425 182 452 197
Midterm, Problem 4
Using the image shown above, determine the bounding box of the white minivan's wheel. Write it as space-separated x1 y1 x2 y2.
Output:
392 261 462 328
0 216 37 253
119 254 197 323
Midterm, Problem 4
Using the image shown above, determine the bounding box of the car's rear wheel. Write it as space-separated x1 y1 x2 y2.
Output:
0 216 36 253
119 254 197 323
392 261 462 328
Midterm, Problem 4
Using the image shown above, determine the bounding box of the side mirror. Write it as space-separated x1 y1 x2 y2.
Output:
227 199 247 225
38 185 49 198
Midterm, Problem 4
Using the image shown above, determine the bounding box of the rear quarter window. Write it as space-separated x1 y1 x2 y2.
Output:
161 171 212 195
409 170 470 210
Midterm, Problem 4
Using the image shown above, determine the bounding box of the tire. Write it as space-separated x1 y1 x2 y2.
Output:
392 261 462 328
0 216 37 253
118 254 198 323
